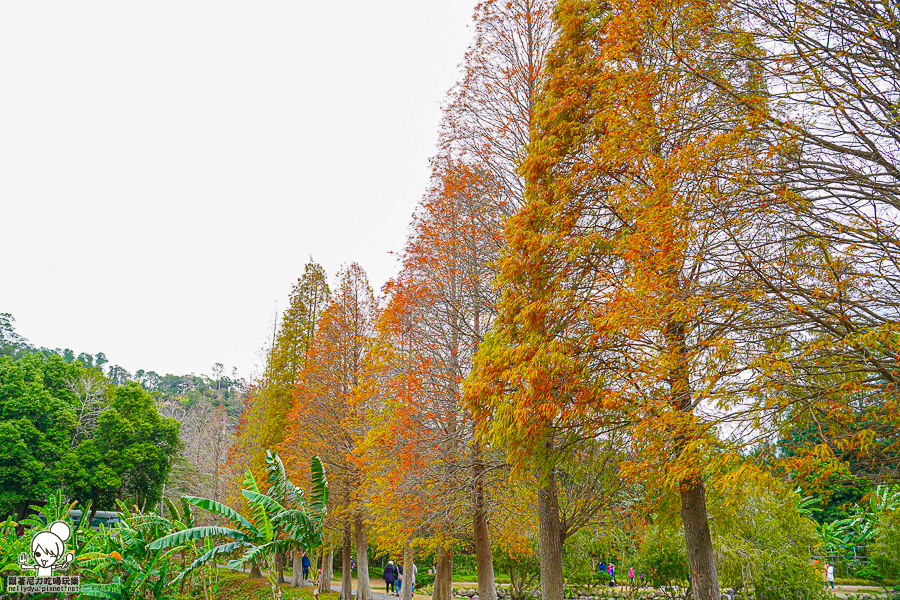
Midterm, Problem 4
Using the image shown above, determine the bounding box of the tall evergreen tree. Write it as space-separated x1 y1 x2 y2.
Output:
234 259 330 477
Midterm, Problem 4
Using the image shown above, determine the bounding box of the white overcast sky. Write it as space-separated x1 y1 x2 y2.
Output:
1 1 475 381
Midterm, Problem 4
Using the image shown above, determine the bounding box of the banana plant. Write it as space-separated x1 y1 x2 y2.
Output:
253 450 329 594
0 516 24 573
76 499 190 600
834 484 900 548
817 520 850 557
148 452 328 599
259 450 329 556
0 490 81 576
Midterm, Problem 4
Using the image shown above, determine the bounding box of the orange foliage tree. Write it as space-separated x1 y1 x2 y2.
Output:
466 1 776 600
718 0 900 487
414 1 558 596
281 263 376 600
359 158 505 600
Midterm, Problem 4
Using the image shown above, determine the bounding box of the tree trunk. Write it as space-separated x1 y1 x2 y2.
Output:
292 552 302 588
472 444 497 600
342 516 354 600
666 316 720 600
680 476 720 600
400 546 414 600
87 493 99 526
432 542 453 600
355 514 372 600
320 546 335 594
249 562 263 579
538 468 564 600
276 551 285 584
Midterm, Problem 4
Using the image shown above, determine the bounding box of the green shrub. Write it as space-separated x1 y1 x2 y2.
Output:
711 479 829 600
635 528 687 591
752 559 830 600
871 506 900 579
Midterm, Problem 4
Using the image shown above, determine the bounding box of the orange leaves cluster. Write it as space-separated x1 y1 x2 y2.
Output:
467 0 776 489
279 263 375 538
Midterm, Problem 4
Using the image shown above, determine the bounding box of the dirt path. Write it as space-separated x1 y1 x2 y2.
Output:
329 578 432 600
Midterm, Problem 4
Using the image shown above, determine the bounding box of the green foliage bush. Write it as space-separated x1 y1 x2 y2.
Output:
492 541 539 600
453 547 478 574
871 506 900 579
563 529 606 587
710 478 829 600
0 489 195 600
634 525 687 591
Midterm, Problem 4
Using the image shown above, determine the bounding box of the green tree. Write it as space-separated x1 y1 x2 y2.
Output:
709 477 827 600
0 352 80 518
0 313 32 358
235 259 330 478
107 365 131 385
61 382 181 518
263 260 330 439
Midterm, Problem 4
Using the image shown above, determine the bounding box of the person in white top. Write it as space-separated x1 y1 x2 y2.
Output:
825 563 835 589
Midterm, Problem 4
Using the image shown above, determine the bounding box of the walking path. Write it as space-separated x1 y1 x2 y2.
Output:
329 578 430 600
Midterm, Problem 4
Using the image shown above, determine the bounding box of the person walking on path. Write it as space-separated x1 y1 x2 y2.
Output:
628 567 634 587
383 560 398 596
608 564 615 587
826 563 835 590
302 552 311 582
407 562 418 594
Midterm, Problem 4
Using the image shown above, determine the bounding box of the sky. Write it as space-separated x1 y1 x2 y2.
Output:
0 1 476 381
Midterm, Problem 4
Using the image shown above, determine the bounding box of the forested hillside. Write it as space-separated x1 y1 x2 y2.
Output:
0 313 247 517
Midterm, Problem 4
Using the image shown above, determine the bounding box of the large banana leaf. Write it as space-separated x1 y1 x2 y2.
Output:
147 526 250 550
265 450 291 502
280 511 323 550
242 489 287 518
169 540 249 584
162 497 181 523
308 455 328 518
243 470 273 543
225 538 280 571
181 495 195 528
79 582 124 599
115 498 133 520
128 551 164 593
76 499 93 530
181 495 256 534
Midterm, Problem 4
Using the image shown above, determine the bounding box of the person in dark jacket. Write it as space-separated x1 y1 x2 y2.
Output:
302 552 311 582
384 560 398 595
